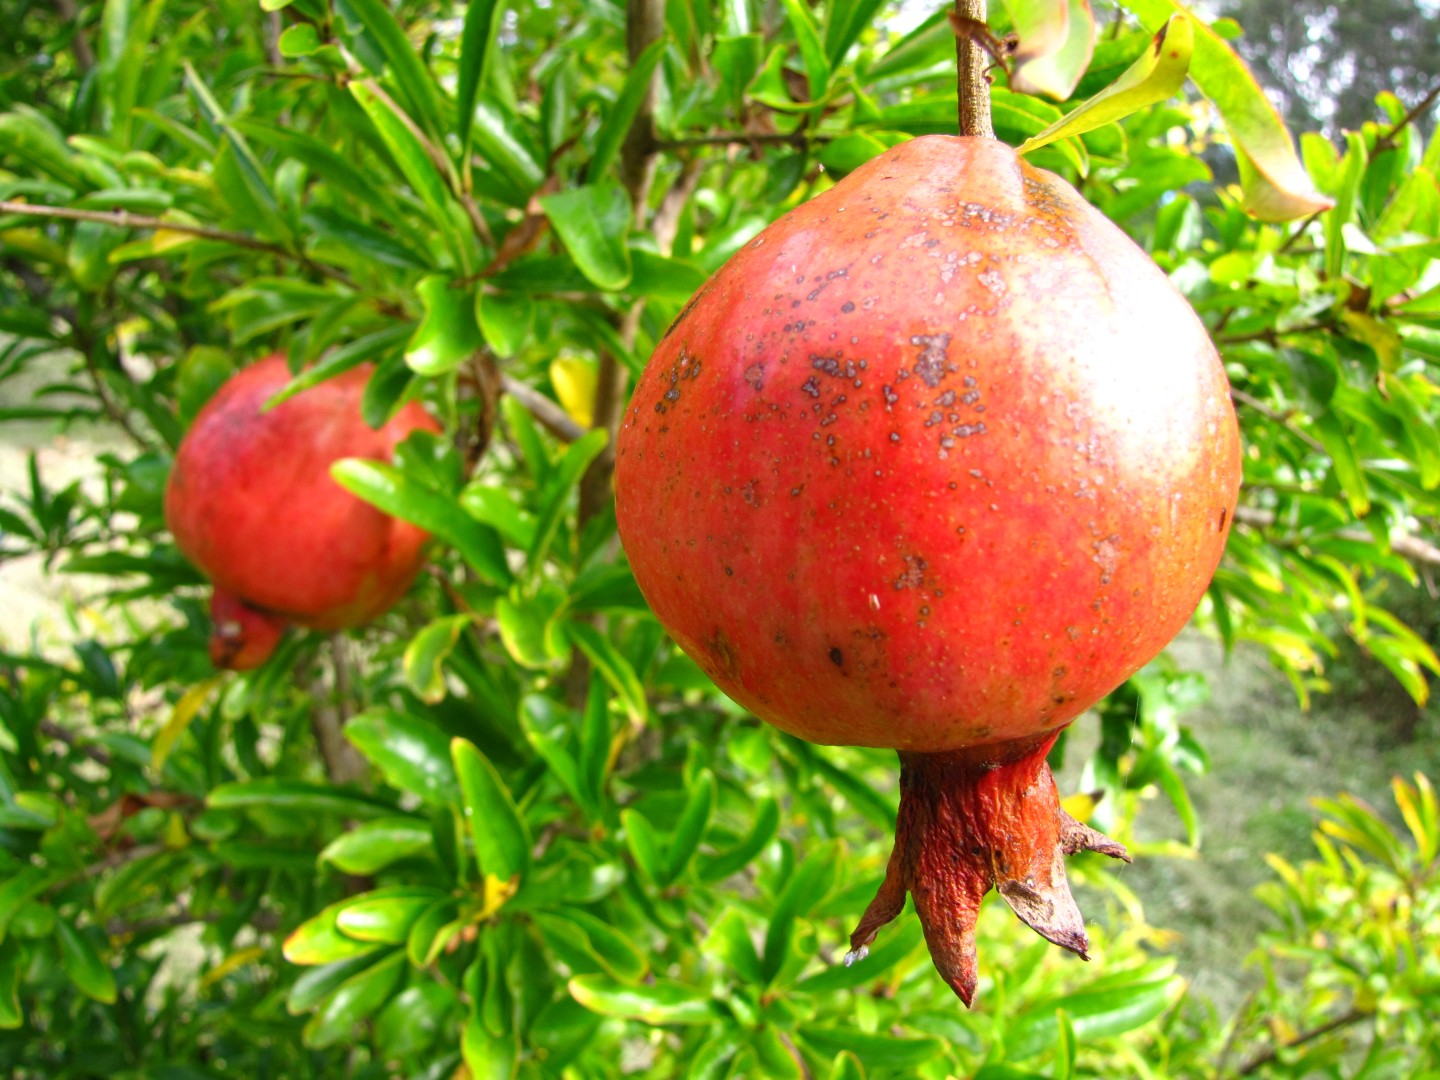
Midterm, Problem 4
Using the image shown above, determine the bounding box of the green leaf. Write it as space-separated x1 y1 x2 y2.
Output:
184 64 290 242
278 24 321 57
407 898 462 966
456 0 504 157
476 290 533 358
320 817 435 875
1003 0 1096 101
350 81 453 232
0 944 23 1029
336 891 445 944
621 808 665 884
470 100 546 202
588 37 667 182
463 1007 519 1080
208 779 397 819
702 907 763 983
452 737 531 885
265 324 415 410
285 893 430 965
699 797 780 882
568 974 724 1025
533 908 648 981
539 185 633 291
403 614 474 704
529 428 609 570
1003 976 1183 1059
664 768 715 884
1019 16 1192 156
1312 409 1370 517
779 0 830 102
763 840 843 984
303 950 405 1048
798 1026 944 1070
345 706 460 805
407 275 483 375
566 621 648 727
829 1050 867 1080
1122 0 1333 221
824 0 888 66
56 919 117 1004
331 458 513 585
794 916 925 994
336 0 448 141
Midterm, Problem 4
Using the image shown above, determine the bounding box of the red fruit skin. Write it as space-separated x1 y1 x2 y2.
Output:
207 587 287 671
166 355 439 643
615 136 1241 754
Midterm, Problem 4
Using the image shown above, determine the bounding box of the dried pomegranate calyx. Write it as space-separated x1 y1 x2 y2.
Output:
845 732 1129 1005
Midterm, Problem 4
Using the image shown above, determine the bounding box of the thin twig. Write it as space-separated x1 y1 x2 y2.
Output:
653 132 823 152
38 719 112 765
0 200 355 286
53 0 95 71
83 842 166 879
1235 1005 1370 1076
1230 388 1327 454
500 373 585 442
1233 505 1440 567
1374 84 1440 154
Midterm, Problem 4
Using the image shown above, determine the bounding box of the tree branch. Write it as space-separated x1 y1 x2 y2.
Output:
1374 84 1440 154
39 719 112 765
1233 505 1440 567
500 373 585 443
950 1 996 139
1236 1005 1370 1076
0 200 355 286
1230 387 1326 454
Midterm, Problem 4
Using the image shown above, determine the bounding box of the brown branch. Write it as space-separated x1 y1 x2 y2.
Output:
1235 1005 1370 1076
1374 84 1440 154
0 200 355 286
53 0 95 71
310 636 368 787
500 373 585 443
1230 388 1327 454
38 719 112 765
950 1 996 139
653 132 823 152
1233 505 1440 567
83 842 167 879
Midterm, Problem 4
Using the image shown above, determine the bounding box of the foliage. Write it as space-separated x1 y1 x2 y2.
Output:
0 0 1437 1076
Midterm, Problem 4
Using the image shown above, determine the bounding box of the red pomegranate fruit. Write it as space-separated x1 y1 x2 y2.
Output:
165 354 440 670
614 136 1241 1004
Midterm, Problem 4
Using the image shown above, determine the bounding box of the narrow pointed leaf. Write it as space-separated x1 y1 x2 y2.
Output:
452 737 531 884
588 38 666 182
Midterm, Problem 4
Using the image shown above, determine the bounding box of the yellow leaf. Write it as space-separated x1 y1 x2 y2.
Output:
200 946 267 988
550 355 598 428
152 675 224 772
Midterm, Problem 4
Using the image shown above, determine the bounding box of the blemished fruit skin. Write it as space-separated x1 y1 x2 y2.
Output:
614 135 1242 1004
615 135 1240 753
165 355 439 668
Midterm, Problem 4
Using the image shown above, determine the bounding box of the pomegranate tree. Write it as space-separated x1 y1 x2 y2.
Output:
165 355 439 670
614 136 1241 1003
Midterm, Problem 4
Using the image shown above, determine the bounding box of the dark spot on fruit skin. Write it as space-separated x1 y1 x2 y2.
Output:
707 628 739 680
829 646 844 666
1218 506 1228 531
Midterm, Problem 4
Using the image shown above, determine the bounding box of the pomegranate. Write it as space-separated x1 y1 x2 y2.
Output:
614 136 1240 1003
165 354 440 670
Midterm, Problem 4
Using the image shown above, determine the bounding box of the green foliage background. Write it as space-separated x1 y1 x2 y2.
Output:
0 0 1438 1077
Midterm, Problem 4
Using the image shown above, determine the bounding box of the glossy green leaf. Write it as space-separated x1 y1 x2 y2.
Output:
463 1007 519 1080
702 907 762 983
621 808 665 884
1312 409 1370 517
566 621 647 726
345 706 460 804
539 185 632 291
460 483 536 548
184 64 290 241
569 974 724 1025
407 898 462 966
529 428 608 570
456 0 503 156
477 290 533 358
336 0 448 141
798 1026 945 1070
303 950 405 1048
331 458 513 585
265 324 414 410
401 615 473 704
664 768 715 883
763 840 843 984
699 796 780 882
278 24 321 57
829 1050 867 1080
336 891 445 943
529 996 603 1072
351 81 453 231
320 817 435 875
794 916 925 994
588 37 666 182
824 0 888 65
780 0 830 101
56 919 117 1004
452 737 531 885
208 778 396 819
0 945 22 1030
1019 16 1192 156
534 909 648 981
407 275 483 375
1123 0 1333 220
1003 976 1183 1059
